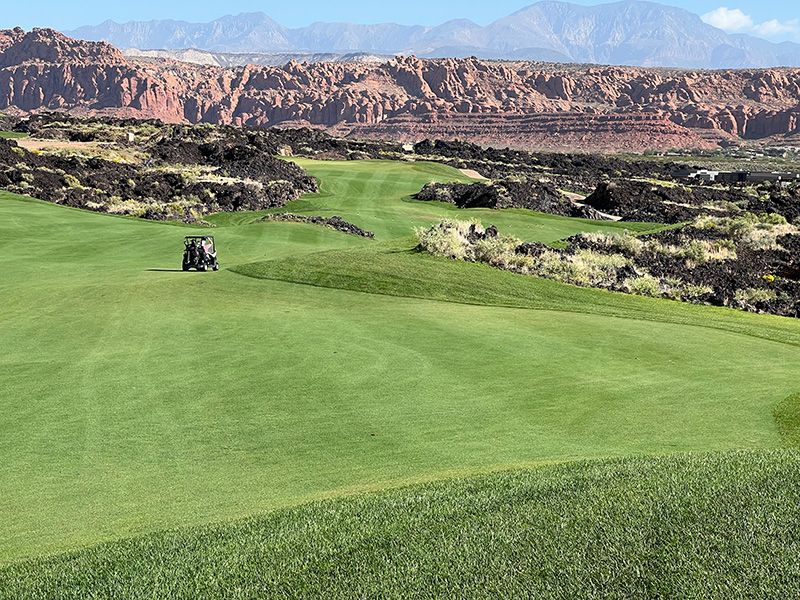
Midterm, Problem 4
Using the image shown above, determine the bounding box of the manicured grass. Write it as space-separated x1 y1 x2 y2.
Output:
234 237 800 348
3 451 799 599
210 159 663 242
0 131 27 139
2 155 799 565
775 393 800 447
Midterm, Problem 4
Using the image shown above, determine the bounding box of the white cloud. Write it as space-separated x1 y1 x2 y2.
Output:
702 7 753 32
753 18 800 37
701 7 800 40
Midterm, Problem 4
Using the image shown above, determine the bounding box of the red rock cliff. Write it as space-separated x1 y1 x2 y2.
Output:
2 28 800 151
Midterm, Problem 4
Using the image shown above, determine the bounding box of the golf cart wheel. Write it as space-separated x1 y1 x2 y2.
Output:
182 263 190 271
198 264 208 271
212 262 219 271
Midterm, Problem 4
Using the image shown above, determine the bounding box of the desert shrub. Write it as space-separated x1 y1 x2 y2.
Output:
649 238 736 266
568 249 630 284
474 235 521 266
63 174 81 188
623 275 662 298
578 231 644 257
680 283 714 300
415 225 467 260
702 240 737 261
659 277 685 300
415 219 482 260
166 202 186 216
495 253 536 273
695 213 797 250
742 223 796 250
702 200 741 214
529 249 629 287
734 288 777 303
681 240 708 266
573 249 629 270
534 250 590 285
759 213 788 225
647 241 682 256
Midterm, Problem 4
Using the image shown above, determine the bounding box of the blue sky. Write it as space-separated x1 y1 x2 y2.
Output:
3 0 799 42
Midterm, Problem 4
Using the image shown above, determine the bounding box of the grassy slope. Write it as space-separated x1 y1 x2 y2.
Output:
210 159 661 242
3 451 799 599
233 237 800 347
2 158 800 565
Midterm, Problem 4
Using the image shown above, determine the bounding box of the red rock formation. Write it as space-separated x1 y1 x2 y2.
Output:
2 28 800 151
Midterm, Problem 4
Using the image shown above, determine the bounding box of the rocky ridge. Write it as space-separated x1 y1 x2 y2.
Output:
0 125 317 221
3 28 800 151
66 2 800 70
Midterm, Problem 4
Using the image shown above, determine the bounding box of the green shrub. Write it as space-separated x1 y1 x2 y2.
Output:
680 283 713 300
415 219 479 260
579 231 644 256
63 174 81 188
474 235 521 266
694 213 796 250
534 250 590 285
623 275 662 298
734 288 777 303
681 240 708 266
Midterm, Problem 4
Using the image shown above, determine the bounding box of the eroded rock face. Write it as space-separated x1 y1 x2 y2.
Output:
3 29 800 150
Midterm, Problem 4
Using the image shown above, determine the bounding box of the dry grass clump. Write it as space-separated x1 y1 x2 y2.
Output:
578 229 737 267
418 220 633 286
578 231 645 256
695 213 798 250
535 249 630 286
474 236 533 271
415 219 524 266
623 274 662 297
415 218 478 260
417 220 720 306
734 288 778 304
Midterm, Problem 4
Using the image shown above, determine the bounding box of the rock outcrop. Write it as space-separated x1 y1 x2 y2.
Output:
3 28 800 151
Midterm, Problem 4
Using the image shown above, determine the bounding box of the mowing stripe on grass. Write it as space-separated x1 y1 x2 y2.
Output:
775 393 800 447
3 155 800 563
2 451 799 599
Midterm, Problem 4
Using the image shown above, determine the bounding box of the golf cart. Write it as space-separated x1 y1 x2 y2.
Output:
182 236 219 271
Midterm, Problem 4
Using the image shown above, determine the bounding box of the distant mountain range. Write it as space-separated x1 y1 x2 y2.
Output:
65 0 800 69
123 48 393 68
4 27 800 152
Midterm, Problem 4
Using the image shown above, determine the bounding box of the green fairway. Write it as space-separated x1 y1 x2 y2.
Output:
0 131 27 139
210 159 661 241
2 157 800 565
4 451 800 599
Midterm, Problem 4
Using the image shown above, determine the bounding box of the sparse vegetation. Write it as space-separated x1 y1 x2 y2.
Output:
415 215 799 316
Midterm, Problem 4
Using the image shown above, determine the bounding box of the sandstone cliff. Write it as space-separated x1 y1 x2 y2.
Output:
2 28 800 151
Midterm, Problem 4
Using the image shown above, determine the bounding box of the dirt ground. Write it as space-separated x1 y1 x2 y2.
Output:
16 138 102 151
459 168 485 179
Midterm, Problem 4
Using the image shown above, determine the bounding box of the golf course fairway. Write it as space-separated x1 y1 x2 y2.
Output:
2 158 799 565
